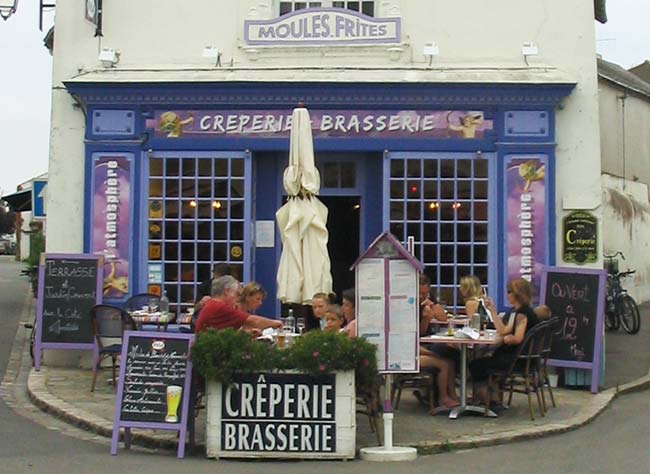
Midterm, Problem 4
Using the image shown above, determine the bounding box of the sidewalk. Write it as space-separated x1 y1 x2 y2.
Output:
25 301 650 456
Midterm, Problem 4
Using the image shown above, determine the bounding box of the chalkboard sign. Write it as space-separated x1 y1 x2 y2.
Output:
540 266 606 394
111 331 194 458
34 254 103 371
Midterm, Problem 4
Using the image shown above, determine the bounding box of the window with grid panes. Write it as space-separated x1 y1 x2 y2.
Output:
147 155 248 316
388 155 489 310
279 1 375 16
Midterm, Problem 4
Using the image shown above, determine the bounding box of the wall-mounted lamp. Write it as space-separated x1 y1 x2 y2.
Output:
98 47 120 67
423 42 439 66
202 46 222 67
0 0 18 21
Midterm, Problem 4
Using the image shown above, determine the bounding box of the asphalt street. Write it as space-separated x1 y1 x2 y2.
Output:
0 255 648 473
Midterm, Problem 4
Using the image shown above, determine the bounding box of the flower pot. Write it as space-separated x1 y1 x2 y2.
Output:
206 370 356 459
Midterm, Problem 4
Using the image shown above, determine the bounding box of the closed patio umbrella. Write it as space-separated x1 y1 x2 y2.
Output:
276 106 333 304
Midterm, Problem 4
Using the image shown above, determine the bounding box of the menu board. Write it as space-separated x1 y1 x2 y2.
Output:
111 332 194 458
540 266 606 394
354 234 421 374
34 254 103 370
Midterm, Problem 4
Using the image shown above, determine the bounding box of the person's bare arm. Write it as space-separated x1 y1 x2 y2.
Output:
243 315 282 330
465 300 478 317
503 314 528 345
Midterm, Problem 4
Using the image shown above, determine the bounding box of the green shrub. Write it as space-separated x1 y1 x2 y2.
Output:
191 329 379 393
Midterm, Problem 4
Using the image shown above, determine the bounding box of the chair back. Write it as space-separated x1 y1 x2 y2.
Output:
124 293 161 313
90 304 128 339
540 316 560 362
506 322 546 375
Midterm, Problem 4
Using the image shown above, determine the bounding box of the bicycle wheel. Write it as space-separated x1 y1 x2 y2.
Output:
619 295 640 334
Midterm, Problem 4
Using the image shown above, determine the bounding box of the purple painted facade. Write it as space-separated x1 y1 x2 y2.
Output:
505 156 547 301
92 155 132 299
147 110 493 139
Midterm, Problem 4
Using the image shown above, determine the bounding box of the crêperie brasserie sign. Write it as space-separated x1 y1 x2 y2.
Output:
244 8 401 46
221 373 336 452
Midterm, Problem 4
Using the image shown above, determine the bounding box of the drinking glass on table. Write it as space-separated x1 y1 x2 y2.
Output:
297 317 305 334
149 298 159 313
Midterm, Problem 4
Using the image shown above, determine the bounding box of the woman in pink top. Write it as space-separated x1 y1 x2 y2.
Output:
341 288 357 339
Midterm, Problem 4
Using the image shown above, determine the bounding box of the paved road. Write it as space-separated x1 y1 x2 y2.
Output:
0 256 648 473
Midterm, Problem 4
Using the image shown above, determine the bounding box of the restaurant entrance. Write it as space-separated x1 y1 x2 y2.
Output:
320 195 360 301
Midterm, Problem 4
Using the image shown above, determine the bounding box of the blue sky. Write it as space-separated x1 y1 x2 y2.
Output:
0 1 648 196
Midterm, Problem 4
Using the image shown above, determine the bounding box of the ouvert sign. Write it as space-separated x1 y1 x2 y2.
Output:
244 8 401 46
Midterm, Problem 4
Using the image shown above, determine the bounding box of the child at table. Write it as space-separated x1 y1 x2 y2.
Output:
312 292 331 330
534 305 552 321
324 305 345 333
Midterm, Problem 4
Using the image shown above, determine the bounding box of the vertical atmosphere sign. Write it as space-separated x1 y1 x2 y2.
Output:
505 156 547 303
92 155 132 299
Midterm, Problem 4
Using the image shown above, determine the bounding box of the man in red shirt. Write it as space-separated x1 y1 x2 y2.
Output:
195 275 281 333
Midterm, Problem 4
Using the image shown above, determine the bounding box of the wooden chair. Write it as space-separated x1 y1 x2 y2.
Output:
356 380 383 445
486 323 546 420
538 317 560 411
90 304 129 392
390 369 439 412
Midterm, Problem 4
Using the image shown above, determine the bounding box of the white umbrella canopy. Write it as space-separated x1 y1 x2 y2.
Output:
276 107 333 304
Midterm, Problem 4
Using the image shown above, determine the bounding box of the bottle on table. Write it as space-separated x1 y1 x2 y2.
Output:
286 308 296 333
471 312 481 330
160 291 170 321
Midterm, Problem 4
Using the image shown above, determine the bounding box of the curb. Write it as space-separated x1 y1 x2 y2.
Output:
27 365 650 457
26 369 183 451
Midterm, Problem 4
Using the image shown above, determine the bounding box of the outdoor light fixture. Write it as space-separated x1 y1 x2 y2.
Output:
522 42 538 65
423 42 439 66
202 46 222 67
98 47 120 67
0 0 18 21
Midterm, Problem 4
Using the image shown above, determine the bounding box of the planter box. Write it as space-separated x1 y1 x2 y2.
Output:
206 370 356 459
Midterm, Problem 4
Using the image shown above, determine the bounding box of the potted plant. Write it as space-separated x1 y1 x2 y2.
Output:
191 329 378 459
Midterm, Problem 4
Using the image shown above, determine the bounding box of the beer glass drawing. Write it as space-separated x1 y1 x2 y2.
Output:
165 385 182 422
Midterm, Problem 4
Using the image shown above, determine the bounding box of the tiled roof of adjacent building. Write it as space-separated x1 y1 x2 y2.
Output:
629 61 650 84
598 57 650 101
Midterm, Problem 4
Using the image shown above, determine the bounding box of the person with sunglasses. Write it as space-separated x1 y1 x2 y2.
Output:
469 277 539 405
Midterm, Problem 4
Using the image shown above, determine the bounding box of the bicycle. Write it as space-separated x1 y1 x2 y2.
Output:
604 252 641 334
20 266 38 365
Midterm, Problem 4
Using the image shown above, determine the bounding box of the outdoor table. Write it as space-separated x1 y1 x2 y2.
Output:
128 311 175 332
428 316 470 327
420 332 500 419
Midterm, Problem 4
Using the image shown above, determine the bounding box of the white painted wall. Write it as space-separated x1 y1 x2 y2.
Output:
599 79 650 185
47 0 603 273
601 174 650 303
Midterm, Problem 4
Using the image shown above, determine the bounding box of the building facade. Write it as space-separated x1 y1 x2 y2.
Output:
46 1 603 317
598 58 650 303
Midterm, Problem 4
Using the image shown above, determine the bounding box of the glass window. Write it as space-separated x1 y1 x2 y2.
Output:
148 155 248 314
388 155 491 310
281 1 374 16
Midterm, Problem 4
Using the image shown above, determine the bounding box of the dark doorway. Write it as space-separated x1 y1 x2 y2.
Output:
321 196 360 302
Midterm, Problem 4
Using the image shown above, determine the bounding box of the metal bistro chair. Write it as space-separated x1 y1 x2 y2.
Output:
90 304 130 392
538 317 560 411
486 323 546 420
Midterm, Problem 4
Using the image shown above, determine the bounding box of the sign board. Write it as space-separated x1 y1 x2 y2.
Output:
206 371 355 459
562 211 598 265
111 331 194 458
34 253 103 370
32 179 48 219
353 232 422 373
540 266 606 393
146 110 494 140
244 8 401 46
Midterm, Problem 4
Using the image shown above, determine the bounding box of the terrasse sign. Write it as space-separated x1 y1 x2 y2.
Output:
244 8 401 46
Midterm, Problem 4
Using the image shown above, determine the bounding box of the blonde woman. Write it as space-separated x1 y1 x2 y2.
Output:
237 281 266 314
459 275 484 316
312 292 331 330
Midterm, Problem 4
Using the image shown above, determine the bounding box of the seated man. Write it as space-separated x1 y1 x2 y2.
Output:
195 275 282 334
